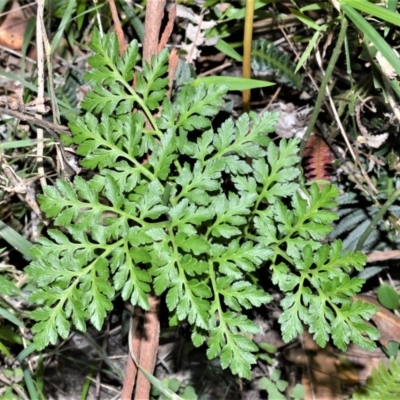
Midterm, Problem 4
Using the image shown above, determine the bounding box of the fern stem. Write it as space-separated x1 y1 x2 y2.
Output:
299 16 348 157
273 247 294 265
208 258 225 325
356 188 400 251
120 79 161 137
103 140 157 183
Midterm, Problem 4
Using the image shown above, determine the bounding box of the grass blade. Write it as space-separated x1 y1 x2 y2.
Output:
342 0 400 26
0 221 33 260
341 4 400 77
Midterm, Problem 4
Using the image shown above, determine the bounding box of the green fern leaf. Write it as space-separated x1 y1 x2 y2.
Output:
252 39 302 89
26 30 379 379
353 357 400 399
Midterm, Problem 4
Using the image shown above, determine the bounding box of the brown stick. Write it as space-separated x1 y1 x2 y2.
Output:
167 49 179 99
129 1 166 399
133 296 161 400
142 0 166 62
161 2 179 99
133 2 166 399
0 107 80 176
367 250 400 263
0 107 70 135
110 0 136 395
121 307 142 400
108 0 127 53
158 1 177 52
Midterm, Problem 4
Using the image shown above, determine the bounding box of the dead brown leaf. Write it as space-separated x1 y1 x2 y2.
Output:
355 294 400 348
0 1 28 50
300 332 342 400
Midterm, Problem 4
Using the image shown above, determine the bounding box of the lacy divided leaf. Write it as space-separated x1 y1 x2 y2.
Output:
27 29 378 379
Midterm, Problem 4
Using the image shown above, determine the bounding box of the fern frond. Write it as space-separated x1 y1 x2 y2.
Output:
26 29 379 379
252 40 302 89
303 134 334 182
353 358 400 400
329 209 369 239
342 219 378 252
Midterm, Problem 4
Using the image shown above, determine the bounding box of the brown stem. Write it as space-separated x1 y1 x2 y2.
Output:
158 2 176 52
133 296 161 400
121 308 141 399
142 0 166 62
129 1 166 399
367 250 400 263
108 0 127 53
